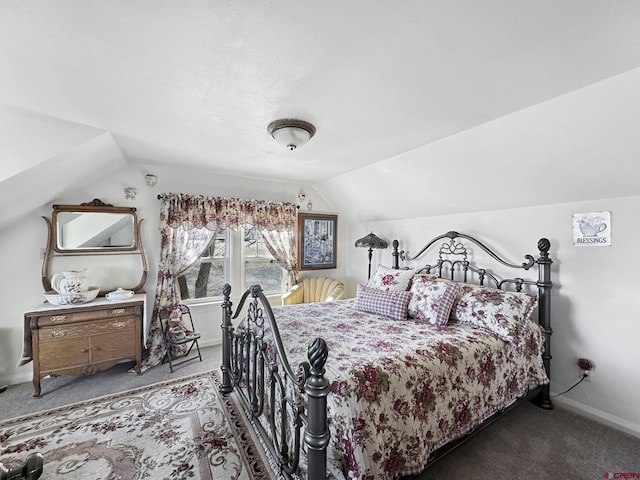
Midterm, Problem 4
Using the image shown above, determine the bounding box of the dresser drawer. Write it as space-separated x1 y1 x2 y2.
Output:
39 337 90 370
38 317 137 342
92 329 137 363
36 305 140 327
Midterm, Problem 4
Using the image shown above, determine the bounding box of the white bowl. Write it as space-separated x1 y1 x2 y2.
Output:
44 288 100 306
106 288 134 301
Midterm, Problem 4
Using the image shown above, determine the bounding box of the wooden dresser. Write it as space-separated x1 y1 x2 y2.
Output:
25 295 145 397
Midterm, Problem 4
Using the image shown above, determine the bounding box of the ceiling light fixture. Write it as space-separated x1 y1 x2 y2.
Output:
267 119 316 151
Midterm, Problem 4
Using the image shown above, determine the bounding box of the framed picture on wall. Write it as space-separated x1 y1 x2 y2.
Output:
298 213 337 270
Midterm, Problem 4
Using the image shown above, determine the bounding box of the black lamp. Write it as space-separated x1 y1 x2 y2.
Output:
355 232 388 279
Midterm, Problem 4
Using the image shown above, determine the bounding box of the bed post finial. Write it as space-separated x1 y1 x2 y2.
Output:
538 237 551 255
220 283 234 394
305 338 330 479
392 240 400 269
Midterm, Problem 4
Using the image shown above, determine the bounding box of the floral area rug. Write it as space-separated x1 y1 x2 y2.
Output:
0 370 274 480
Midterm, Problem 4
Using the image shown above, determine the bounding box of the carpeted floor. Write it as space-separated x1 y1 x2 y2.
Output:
3 345 639 479
1 344 223 420
414 400 640 480
1 368 272 479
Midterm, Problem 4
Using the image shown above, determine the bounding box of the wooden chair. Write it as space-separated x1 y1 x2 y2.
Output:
159 305 202 373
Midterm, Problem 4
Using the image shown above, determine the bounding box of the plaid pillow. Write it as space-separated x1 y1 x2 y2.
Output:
354 284 411 321
366 265 414 291
408 275 460 326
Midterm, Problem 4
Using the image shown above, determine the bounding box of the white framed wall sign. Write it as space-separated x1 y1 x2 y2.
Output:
572 211 611 247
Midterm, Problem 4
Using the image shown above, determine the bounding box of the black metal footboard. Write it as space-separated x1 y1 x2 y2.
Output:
219 284 330 480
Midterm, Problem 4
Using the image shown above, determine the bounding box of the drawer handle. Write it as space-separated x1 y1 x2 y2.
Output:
112 321 127 328
80 348 89 353
50 315 66 323
112 309 126 315
51 330 66 338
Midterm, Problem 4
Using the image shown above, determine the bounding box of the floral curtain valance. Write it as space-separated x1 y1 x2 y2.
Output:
158 193 297 232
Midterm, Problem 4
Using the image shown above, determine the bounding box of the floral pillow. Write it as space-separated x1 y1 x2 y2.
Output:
451 284 538 344
354 284 411 321
366 265 414 292
407 275 461 326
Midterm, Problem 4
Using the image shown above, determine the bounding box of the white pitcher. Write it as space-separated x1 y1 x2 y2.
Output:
51 270 89 294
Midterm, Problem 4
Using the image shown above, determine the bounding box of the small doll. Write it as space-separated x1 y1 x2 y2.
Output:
168 308 188 340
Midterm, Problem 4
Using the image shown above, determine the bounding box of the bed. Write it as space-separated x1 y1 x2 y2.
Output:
219 231 553 480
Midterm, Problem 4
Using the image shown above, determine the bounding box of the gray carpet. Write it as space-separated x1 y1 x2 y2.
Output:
413 400 640 480
1 344 222 419
3 345 639 479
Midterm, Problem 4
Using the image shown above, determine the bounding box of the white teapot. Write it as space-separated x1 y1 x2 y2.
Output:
51 270 89 294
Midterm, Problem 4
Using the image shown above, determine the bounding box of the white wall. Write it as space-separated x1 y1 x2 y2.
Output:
4 160 638 437
0 163 343 387
342 195 640 436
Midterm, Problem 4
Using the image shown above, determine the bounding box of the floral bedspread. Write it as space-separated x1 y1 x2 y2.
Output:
266 299 548 480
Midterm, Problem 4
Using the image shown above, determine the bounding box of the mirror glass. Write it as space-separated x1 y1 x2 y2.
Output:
54 211 136 251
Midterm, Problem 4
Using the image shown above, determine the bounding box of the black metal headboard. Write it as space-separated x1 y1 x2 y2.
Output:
391 231 553 410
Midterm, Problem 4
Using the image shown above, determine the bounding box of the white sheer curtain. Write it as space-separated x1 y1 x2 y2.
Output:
259 228 298 288
144 193 297 367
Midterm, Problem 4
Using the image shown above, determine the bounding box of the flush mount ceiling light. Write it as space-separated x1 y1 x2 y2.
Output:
267 119 316 151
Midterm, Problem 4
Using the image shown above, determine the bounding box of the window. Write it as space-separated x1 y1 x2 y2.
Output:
177 226 285 301
243 227 284 293
177 226 227 300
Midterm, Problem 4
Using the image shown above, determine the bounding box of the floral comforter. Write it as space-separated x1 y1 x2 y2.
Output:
267 298 548 480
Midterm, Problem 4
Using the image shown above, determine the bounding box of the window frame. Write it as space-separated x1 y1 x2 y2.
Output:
180 226 285 305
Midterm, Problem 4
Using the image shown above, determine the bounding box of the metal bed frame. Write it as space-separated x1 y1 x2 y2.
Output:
219 231 553 480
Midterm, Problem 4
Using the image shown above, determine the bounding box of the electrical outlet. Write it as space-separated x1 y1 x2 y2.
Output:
578 357 595 383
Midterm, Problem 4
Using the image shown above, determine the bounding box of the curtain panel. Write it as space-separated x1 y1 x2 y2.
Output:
145 193 298 367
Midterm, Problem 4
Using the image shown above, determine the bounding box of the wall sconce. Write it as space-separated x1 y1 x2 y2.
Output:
124 187 138 200
355 232 388 279
267 119 316 151
145 174 157 187
296 192 308 210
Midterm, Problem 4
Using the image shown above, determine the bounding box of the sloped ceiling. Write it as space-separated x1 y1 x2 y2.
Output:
0 110 126 229
1 1 639 223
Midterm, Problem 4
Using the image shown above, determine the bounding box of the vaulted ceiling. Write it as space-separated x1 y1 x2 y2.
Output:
2 1 640 224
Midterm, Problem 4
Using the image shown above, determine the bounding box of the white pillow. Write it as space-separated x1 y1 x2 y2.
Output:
366 265 414 292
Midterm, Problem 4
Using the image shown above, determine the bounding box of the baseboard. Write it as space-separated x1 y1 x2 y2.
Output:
552 396 640 439
199 339 221 348
0 371 32 388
